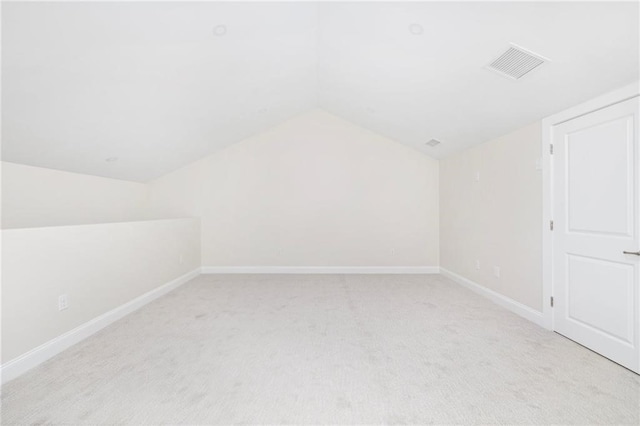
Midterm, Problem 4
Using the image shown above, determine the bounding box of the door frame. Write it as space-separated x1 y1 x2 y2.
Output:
541 81 640 331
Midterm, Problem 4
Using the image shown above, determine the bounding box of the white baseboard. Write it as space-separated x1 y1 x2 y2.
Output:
439 268 544 327
1 266 541 385
201 266 440 274
0 268 200 385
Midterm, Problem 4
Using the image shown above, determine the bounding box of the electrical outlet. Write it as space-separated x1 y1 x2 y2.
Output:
476 260 481 270
58 294 69 311
535 157 542 171
179 254 184 264
493 266 501 278
474 172 480 182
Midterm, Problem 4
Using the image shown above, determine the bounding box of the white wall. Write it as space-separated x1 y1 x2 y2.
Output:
1 218 200 363
1 162 149 229
150 110 440 268
440 122 542 311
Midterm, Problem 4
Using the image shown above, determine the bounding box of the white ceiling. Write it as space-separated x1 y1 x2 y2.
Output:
2 1 638 182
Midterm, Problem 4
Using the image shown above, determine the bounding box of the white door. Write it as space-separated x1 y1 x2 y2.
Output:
553 96 640 373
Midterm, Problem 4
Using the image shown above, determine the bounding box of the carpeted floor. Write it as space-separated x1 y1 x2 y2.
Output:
1 274 639 425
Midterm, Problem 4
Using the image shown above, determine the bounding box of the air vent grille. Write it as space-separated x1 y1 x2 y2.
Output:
426 139 441 147
488 45 546 80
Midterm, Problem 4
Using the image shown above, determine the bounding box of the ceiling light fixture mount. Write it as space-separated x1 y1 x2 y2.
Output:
426 139 441 147
213 25 227 36
105 157 119 163
409 23 424 35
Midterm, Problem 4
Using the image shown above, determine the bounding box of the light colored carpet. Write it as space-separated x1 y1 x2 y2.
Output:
1 274 639 425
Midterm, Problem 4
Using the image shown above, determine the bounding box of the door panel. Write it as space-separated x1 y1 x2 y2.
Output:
566 254 634 344
553 96 639 372
566 116 633 236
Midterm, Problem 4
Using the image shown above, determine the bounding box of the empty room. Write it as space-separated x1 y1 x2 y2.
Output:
1 1 639 424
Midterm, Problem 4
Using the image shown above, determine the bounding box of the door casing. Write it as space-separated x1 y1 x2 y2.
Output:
542 82 640 349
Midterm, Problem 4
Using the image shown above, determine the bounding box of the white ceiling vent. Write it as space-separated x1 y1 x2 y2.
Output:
487 44 547 80
426 139 441 147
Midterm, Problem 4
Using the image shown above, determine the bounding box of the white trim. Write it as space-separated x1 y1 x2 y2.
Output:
541 81 640 331
0 268 200 385
541 116 554 330
201 266 440 274
543 82 639 126
440 268 544 327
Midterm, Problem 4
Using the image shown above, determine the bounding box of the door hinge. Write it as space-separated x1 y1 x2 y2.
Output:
550 144 554 155
550 220 554 231
550 296 554 307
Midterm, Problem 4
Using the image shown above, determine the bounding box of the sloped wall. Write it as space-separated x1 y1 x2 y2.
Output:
149 110 440 268
1 162 149 229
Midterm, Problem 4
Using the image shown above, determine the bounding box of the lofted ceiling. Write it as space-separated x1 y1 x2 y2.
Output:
2 1 638 182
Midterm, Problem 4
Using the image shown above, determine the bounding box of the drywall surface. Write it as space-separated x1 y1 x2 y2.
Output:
1 162 149 229
150 109 439 267
1 218 200 362
440 122 542 311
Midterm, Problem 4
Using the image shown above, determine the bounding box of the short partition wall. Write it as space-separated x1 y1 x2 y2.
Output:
0 218 201 384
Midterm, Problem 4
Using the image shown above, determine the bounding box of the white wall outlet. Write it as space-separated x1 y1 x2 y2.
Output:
179 254 184 264
58 294 69 311
535 157 542 171
476 260 481 270
474 172 480 182
493 266 501 278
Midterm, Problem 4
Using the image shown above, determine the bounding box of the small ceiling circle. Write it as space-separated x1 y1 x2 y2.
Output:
409 23 424 35
105 157 119 163
213 25 227 36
